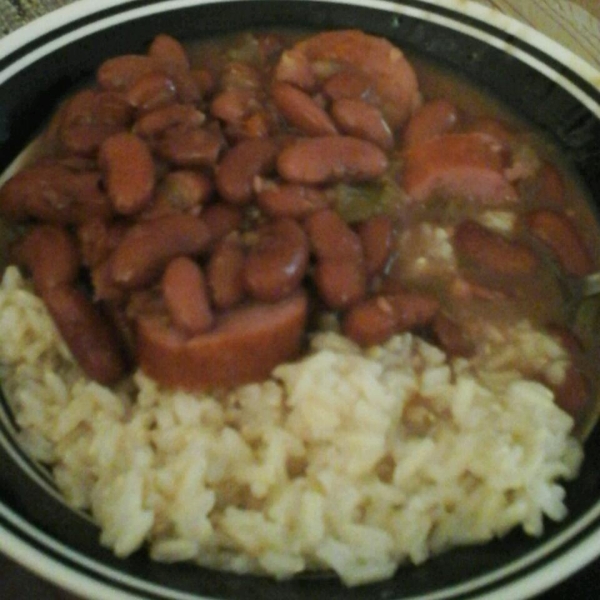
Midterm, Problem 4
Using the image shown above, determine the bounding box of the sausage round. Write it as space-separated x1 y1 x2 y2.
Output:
136 291 308 390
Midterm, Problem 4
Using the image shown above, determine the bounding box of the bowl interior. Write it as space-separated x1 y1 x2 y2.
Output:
0 1 600 599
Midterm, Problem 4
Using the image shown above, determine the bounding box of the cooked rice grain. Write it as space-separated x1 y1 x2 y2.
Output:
0 267 583 586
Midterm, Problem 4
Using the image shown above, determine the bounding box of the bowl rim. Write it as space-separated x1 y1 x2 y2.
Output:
0 1 599 599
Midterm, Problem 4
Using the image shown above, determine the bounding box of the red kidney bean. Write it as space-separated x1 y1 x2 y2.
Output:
161 257 213 335
356 214 394 276
157 127 224 167
448 276 508 302
206 235 247 309
136 291 308 390
216 138 278 204
12 225 80 293
228 111 273 141
431 312 475 357
201 204 243 245
148 34 190 72
277 136 388 184
43 285 127 384
384 291 440 331
342 296 398 346
402 99 459 149
91 259 126 303
271 82 338 136
99 132 155 215
402 133 518 204
244 218 309 302
454 220 539 276
526 209 594 277
170 70 202 104
322 69 375 102
340 290 438 347
134 104 205 138
109 214 211 288
151 170 213 216
330 99 393 150
0 163 111 224
256 181 330 218
146 35 200 104
60 123 123 157
313 258 366 309
77 218 127 268
467 117 514 157
304 208 363 261
97 55 159 91
191 68 216 97
210 88 258 123
126 72 177 112
62 90 133 129
274 48 316 91
256 33 285 63
59 90 133 155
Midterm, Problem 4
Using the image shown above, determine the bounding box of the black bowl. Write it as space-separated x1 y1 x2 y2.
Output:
0 1 599 599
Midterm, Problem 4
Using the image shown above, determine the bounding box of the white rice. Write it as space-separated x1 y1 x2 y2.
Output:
0 266 583 586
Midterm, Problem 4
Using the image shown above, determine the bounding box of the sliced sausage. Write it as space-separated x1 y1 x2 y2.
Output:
136 291 308 389
526 209 594 277
322 69 376 102
402 99 459 148
402 133 518 204
454 220 539 276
